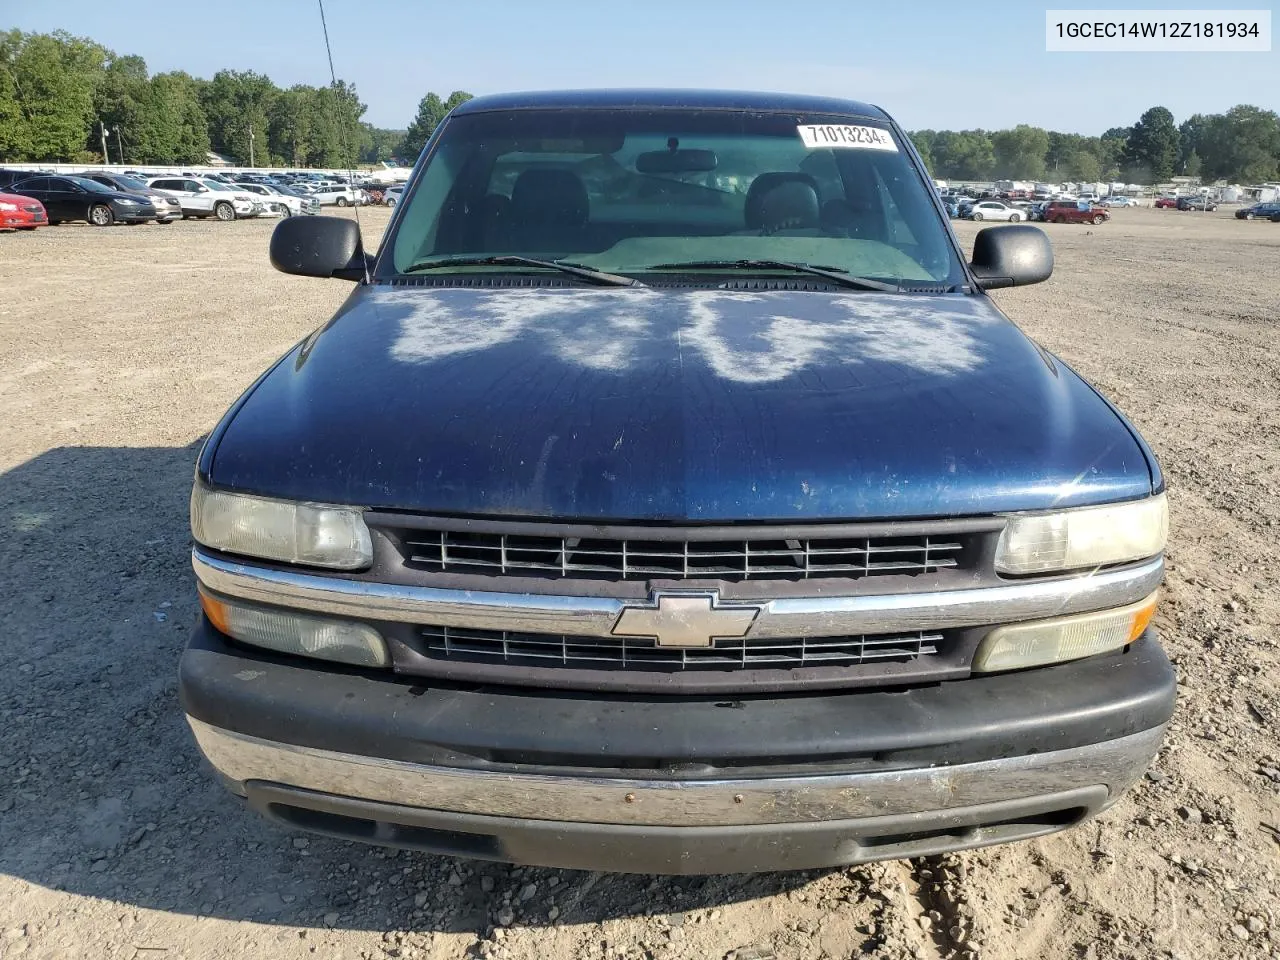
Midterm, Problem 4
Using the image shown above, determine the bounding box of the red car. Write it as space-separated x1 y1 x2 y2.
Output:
1043 200 1110 225
0 192 47 230
1153 196 1178 209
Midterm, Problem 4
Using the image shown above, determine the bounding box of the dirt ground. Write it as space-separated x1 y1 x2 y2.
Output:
1 205 1278 960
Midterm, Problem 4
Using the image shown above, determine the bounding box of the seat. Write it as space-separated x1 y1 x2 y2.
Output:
506 169 589 252
743 173 821 234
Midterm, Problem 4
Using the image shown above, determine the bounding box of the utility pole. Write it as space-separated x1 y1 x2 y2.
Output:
249 129 255 168
114 125 125 165
99 121 110 164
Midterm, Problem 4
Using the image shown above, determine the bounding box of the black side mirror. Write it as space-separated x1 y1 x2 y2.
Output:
968 224 1053 290
270 215 368 281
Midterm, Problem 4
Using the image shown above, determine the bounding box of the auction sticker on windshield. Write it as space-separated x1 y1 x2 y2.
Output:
797 125 898 150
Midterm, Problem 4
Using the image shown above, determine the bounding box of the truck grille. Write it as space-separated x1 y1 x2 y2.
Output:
399 529 965 582
419 625 942 670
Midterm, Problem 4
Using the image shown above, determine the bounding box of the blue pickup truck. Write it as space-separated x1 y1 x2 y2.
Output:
181 89 1171 875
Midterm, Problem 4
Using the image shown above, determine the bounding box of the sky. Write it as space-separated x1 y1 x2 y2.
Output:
8 0 1279 133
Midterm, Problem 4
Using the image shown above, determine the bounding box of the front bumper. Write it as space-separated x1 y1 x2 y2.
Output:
152 200 183 221
181 620 1174 874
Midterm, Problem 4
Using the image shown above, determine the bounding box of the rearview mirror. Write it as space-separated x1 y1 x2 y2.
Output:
968 224 1053 289
270 215 368 281
636 148 718 174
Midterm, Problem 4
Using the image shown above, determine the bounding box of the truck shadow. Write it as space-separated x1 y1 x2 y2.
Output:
0 444 815 933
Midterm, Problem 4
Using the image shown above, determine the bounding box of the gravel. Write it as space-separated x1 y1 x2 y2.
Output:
1 206 1278 959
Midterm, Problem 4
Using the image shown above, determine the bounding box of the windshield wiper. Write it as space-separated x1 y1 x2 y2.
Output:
403 255 639 287
645 259 901 292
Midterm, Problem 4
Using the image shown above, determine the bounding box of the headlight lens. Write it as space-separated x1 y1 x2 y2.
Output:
190 480 373 570
116 198 138 205
972 592 1158 672
995 493 1167 575
200 590 388 667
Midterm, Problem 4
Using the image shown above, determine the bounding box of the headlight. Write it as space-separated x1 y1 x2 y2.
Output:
995 493 1167 575
190 479 373 570
116 198 138 205
199 589 388 667
973 592 1158 672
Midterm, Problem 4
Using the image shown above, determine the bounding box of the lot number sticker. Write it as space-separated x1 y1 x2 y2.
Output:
797 125 898 151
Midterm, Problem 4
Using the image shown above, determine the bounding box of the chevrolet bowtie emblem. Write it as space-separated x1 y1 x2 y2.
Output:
611 591 761 648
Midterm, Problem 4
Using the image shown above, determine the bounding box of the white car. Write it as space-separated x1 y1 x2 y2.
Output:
385 185 404 207
233 183 320 217
310 183 366 207
1099 196 1138 207
146 177 263 220
967 200 1025 222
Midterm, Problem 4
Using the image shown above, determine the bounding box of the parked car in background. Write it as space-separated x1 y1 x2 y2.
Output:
147 177 262 220
1099 196 1138 208
967 200 1025 222
310 183 367 207
225 185 283 217
0 170 43 190
1153 196 1178 209
1043 200 1109 225
233 183 320 217
82 172 183 222
384 185 404 207
7 175 157 226
1235 201 1280 220
0 191 46 230
1176 196 1216 212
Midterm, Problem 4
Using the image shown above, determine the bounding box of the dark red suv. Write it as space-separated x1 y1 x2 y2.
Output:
1044 201 1109 225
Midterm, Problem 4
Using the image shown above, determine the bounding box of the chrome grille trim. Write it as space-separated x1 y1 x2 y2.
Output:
420 624 942 670
399 528 965 581
192 549 1165 639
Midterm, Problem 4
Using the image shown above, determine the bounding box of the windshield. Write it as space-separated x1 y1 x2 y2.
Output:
202 181 233 191
118 176 151 190
387 108 964 286
70 176 114 193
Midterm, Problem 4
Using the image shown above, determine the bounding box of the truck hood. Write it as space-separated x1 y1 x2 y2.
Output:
206 285 1155 520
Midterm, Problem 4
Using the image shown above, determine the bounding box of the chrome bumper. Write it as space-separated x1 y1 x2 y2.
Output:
192 548 1165 639
189 717 1164 828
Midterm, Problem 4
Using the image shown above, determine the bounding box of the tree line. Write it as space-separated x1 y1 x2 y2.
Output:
5 29 1278 183
910 104 1280 185
0 29 409 167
